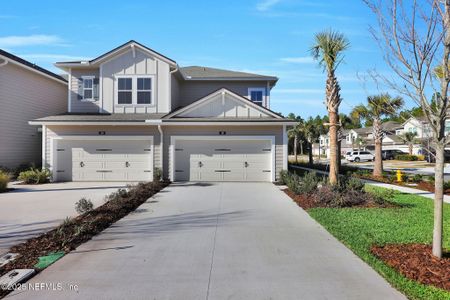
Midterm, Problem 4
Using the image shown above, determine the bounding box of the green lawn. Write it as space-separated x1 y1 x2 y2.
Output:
307 185 450 300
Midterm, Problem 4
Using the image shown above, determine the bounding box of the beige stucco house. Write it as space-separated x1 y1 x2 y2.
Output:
0 50 67 169
30 41 293 182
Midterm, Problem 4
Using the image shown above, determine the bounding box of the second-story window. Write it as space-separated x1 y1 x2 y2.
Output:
248 88 265 106
118 78 132 104
81 76 97 101
137 77 152 104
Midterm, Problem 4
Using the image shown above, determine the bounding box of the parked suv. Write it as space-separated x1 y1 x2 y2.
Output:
381 149 407 160
346 151 374 162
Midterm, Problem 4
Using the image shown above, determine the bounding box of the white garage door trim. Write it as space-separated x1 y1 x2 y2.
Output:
50 135 153 182
170 135 276 182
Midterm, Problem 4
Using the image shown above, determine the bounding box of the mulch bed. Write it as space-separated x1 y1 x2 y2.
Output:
0 181 169 298
371 244 450 291
283 189 397 210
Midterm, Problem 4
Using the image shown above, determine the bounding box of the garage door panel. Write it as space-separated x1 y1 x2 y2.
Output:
174 138 272 182
56 139 153 182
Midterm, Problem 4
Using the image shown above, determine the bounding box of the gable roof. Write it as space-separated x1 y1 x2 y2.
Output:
163 87 284 120
180 66 278 82
54 40 177 69
0 49 67 84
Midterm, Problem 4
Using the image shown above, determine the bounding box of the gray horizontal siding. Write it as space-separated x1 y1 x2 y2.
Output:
70 68 100 113
0 62 66 169
178 81 269 108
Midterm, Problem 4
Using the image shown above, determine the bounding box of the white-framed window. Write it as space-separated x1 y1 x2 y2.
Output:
81 76 95 101
137 77 152 104
116 76 153 105
117 77 133 104
248 87 265 106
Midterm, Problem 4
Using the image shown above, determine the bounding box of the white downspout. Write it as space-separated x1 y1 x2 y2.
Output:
158 124 164 174
169 65 179 112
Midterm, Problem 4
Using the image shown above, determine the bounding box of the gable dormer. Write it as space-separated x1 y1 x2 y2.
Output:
55 41 177 114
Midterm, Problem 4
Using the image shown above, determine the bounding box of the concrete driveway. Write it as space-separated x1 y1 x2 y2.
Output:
9 182 405 300
0 182 127 254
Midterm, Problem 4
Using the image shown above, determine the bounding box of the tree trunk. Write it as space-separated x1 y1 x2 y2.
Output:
328 111 339 185
294 135 298 163
308 142 313 165
433 142 444 258
373 118 383 177
409 143 413 155
374 139 383 177
300 141 304 155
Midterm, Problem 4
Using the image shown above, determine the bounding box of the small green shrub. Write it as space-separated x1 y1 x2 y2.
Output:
18 168 52 184
301 171 320 194
0 170 10 192
444 181 450 190
75 198 94 214
410 174 423 183
279 170 290 185
153 167 162 182
342 176 365 192
395 154 418 161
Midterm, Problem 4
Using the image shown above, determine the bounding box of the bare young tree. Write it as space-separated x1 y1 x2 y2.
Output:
364 0 449 258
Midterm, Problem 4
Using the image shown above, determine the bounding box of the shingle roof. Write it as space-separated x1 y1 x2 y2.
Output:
180 66 278 81
32 113 166 122
0 49 67 83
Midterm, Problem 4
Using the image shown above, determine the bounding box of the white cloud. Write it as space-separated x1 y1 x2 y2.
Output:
280 56 314 64
18 54 89 62
0 35 65 47
256 0 282 11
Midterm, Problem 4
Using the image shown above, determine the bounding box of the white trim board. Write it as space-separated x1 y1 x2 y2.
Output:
169 135 276 182
49 135 153 182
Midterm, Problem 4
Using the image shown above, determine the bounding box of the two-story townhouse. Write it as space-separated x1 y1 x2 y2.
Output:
30 41 294 182
0 50 67 169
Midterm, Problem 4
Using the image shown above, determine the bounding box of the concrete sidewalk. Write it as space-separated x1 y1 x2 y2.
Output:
9 182 405 300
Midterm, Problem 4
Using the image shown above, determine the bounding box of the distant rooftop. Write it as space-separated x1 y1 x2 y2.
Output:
0 49 67 83
180 66 278 81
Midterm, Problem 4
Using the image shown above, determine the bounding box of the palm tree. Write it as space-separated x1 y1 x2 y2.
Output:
311 30 350 184
400 131 418 155
301 118 320 165
351 94 404 177
287 124 302 163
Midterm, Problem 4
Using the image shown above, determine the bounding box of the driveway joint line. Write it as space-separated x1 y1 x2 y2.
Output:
205 183 223 300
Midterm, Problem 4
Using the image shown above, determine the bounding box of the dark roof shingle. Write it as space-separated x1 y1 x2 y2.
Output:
180 66 278 81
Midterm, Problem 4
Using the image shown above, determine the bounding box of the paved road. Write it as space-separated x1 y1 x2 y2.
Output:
10 182 405 300
0 182 127 254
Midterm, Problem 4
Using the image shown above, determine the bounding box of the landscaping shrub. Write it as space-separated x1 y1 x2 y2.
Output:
153 167 162 182
301 171 321 194
18 168 52 184
0 170 10 192
341 176 365 192
395 154 419 161
416 154 425 161
75 198 94 214
410 174 423 183
279 170 290 185
444 181 450 190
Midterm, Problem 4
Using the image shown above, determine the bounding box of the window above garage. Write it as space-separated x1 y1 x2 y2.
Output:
248 87 265 106
116 75 154 106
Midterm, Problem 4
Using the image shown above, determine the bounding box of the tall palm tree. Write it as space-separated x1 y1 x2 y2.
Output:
400 131 418 155
311 30 350 184
351 94 404 177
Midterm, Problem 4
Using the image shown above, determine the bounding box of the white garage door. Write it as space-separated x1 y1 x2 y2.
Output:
174 139 272 182
55 140 153 181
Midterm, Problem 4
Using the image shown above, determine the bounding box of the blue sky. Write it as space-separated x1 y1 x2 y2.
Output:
0 0 402 118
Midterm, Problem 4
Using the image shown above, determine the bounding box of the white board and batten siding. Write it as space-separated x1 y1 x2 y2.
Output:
101 48 171 114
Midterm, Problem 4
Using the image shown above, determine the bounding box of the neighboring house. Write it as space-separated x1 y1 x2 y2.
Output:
0 50 67 169
30 41 294 182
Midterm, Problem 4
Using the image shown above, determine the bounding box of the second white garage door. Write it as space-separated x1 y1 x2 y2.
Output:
173 139 272 182
55 139 153 182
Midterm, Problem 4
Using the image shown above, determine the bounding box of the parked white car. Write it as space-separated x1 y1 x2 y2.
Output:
346 151 374 162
